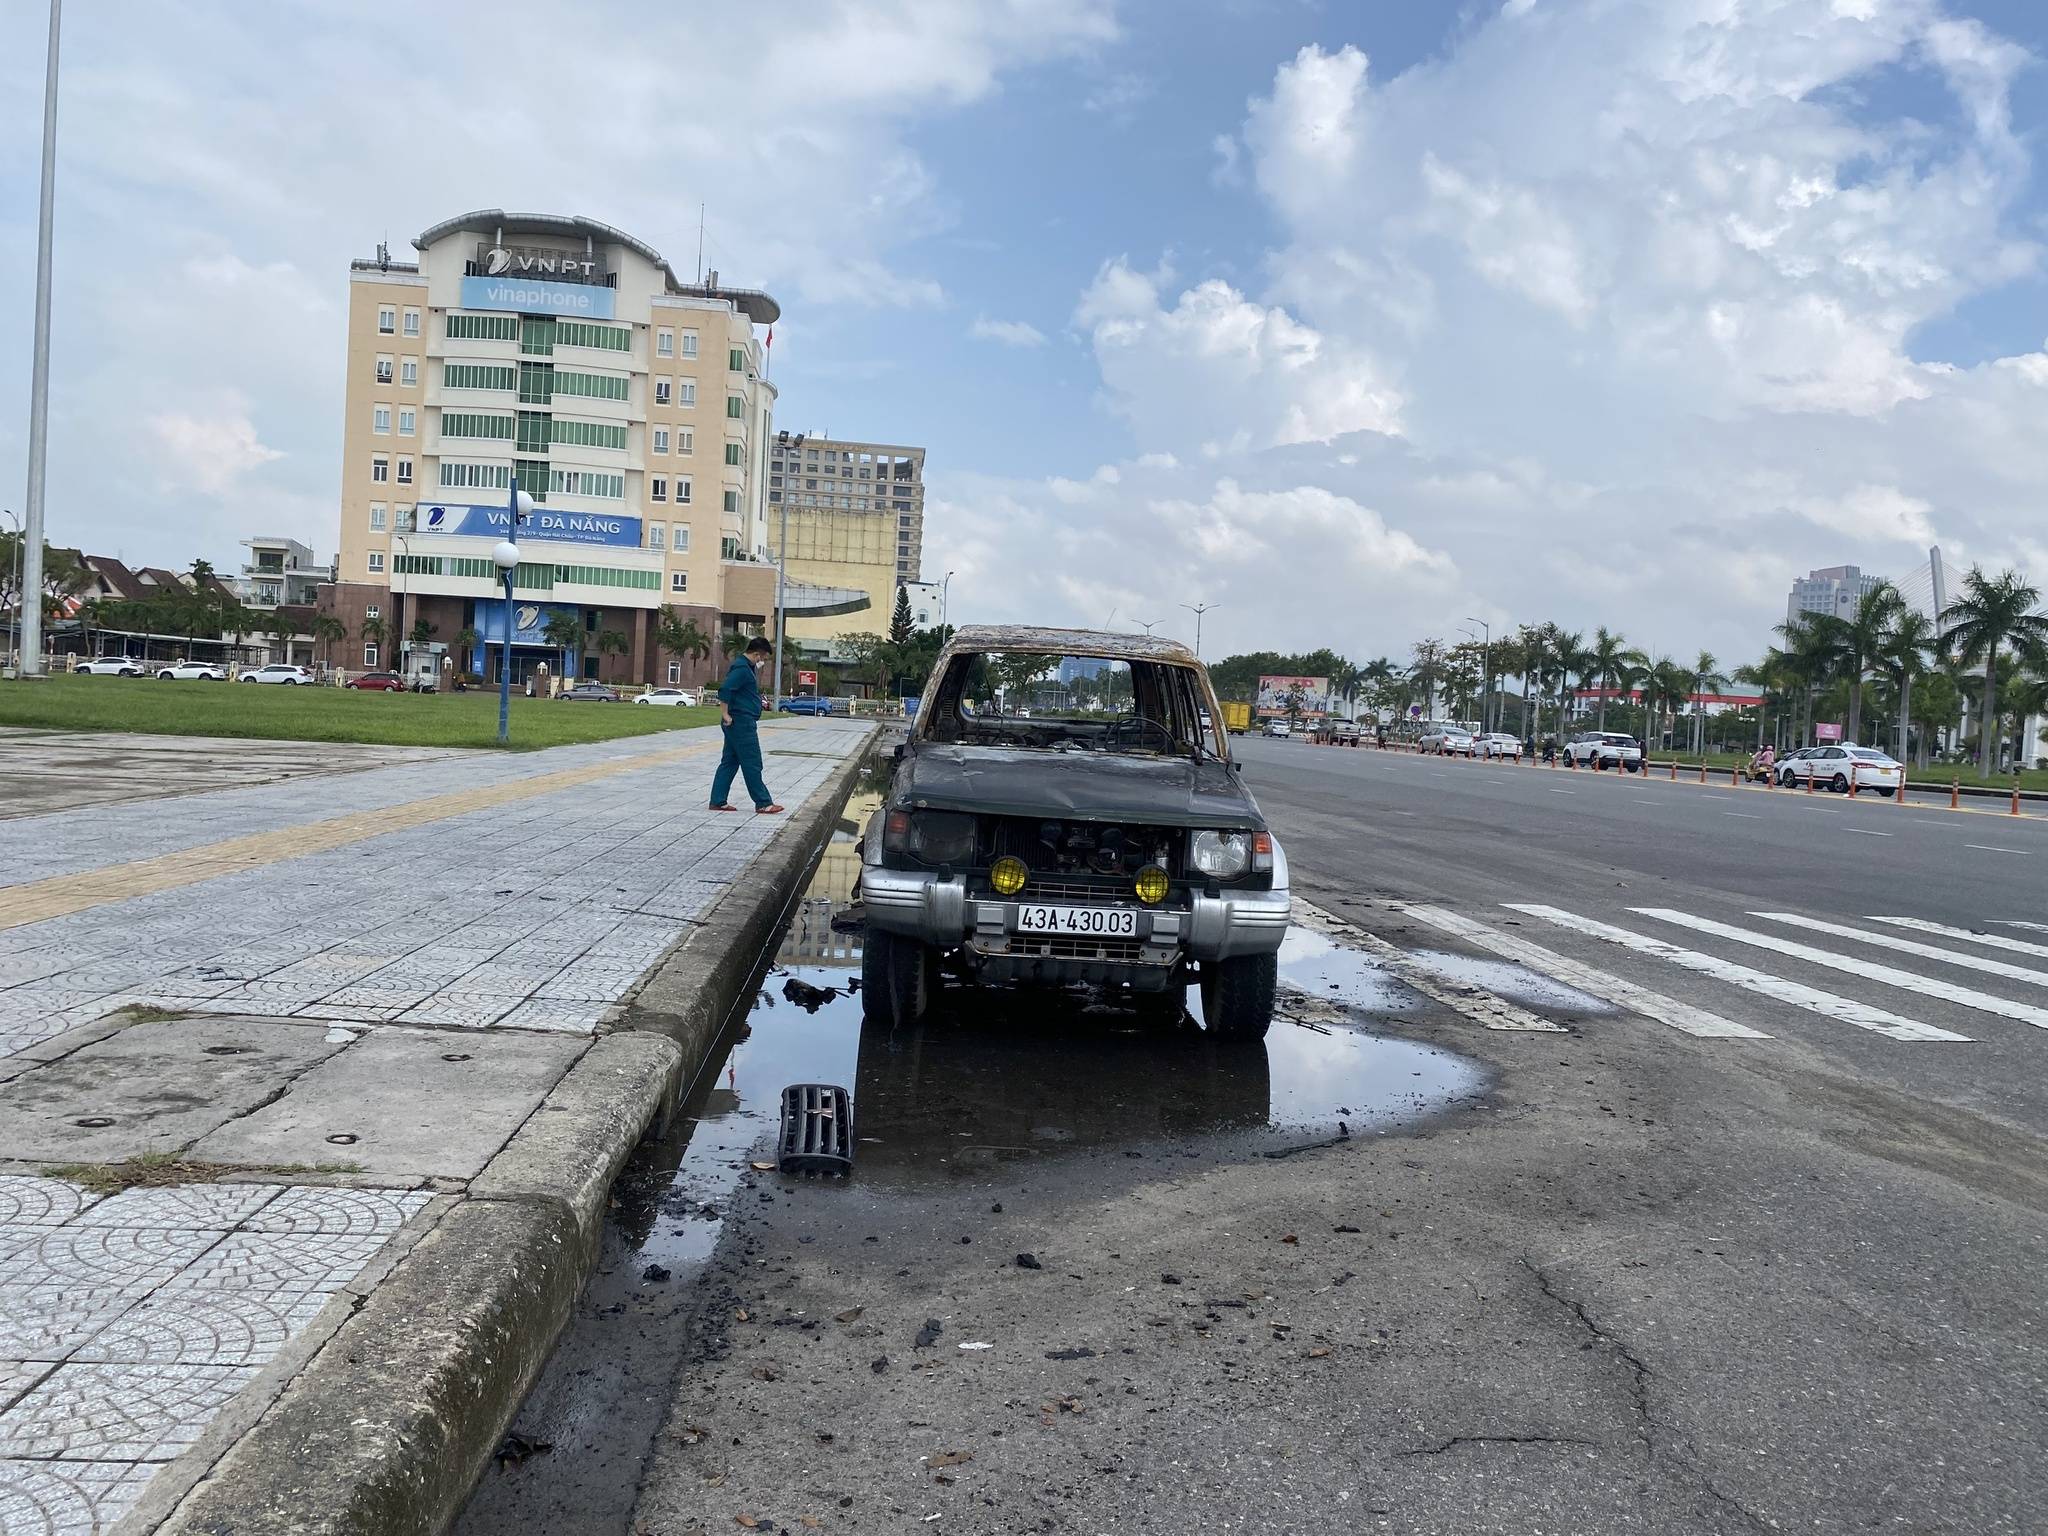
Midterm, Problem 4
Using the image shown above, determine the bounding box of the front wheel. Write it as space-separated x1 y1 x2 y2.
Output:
1831 774 1849 794
1201 952 1276 1040
861 928 932 1028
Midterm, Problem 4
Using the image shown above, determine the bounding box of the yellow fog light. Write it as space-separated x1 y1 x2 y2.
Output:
1134 864 1169 905
991 856 1029 896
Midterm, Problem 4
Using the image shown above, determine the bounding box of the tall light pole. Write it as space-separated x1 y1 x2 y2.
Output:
1180 600 1217 659
940 569 955 635
1135 618 1164 636
3 509 20 668
771 429 804 707
1463 617 1492 732
19 0 62 678
394 532 411 682
490 479 535 745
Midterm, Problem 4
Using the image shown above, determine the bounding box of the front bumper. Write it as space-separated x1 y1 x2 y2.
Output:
860 853 1291 969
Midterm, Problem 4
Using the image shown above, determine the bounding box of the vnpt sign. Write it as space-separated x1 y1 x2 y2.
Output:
481 244 606 281
459 273 616 320
418 502 642 548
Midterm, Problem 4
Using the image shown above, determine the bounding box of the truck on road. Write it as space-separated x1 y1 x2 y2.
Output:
1221 700 1252 735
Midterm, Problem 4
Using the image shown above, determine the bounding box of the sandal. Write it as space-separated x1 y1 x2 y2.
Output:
709 803 740 812
756 804 785 815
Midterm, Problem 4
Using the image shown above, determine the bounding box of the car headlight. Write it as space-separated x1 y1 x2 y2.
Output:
1190 830 1251 879
884 809 976 866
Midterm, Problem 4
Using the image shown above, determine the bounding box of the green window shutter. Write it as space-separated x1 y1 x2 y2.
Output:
724 443 742 466
725 396 743 419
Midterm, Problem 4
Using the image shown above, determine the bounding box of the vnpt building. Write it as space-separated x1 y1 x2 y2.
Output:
332 211 782 686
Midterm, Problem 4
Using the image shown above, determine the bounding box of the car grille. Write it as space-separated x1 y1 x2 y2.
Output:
1009 935 1147 964
1011 877 1140 906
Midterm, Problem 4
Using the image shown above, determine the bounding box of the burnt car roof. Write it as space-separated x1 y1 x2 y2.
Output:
936 625 1201 665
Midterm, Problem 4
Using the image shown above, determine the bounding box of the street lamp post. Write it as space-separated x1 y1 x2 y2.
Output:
940 569 955 635
1179 600 1217 659
394 532 410 684
1463 617 1492 733
3 508 21 668
19 0 62 678
491 479 535 746
771 430 805 708
1135 618 1164 636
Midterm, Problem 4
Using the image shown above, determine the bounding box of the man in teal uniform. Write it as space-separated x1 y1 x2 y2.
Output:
710 636 783 813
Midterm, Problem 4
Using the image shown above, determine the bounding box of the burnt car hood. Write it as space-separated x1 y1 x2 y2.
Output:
896 745 1263 829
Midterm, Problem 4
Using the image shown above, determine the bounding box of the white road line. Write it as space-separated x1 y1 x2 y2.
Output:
1754 911 2048 994
1725 812 1762 820
1964 844 2028 855
1866 916 2048 962
1998 920 2048 933
1292 901 1566 1033
1399 904 1767 1038
1504 906 1967 1043
1635 908 2048 1032
1845 828 1893 837
1547 788 1576 795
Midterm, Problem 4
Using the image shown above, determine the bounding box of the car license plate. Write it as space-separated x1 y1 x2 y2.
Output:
1015 904 1140 937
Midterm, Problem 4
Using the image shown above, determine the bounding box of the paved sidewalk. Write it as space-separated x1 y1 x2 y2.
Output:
0 717 873 1534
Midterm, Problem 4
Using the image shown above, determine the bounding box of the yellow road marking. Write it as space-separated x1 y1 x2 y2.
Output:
0 740 716 931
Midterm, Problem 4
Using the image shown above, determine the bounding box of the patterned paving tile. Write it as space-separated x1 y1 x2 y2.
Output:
74 1185 279 1233
244 1187 429 1238
160 1232 390 1294
0 1230 219 1293
0 1364 49 1412
69 1290 336 1367
0 1457 158 1535
0 1289 143 1363
491 999 608 1033
0 1360 259 1460
0 1181 99 1229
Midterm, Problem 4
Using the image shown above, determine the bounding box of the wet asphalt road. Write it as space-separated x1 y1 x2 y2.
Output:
459 738 2048 1536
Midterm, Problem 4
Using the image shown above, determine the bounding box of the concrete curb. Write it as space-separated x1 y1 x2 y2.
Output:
148 726 876 1536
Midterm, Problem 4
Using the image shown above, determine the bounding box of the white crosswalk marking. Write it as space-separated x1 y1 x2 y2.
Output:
1397 904 1767 1038
1754 912 2048 990
1635 908 2048 1032
1866 917 2048 958
1999 920 2048 933
1503 905 1970 1043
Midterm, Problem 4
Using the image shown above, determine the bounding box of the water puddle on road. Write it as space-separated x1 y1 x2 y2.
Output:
1405 950 1615 1014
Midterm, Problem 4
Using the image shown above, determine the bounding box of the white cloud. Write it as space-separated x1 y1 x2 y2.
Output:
144 393 285 496
1783 483 1940 546
1084 71 1155 121
970 315 1048 347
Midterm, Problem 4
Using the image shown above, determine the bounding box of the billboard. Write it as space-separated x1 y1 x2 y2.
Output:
459 273 616 319
417 501 641 549
1814 722 1843 742
1255 675 1332 718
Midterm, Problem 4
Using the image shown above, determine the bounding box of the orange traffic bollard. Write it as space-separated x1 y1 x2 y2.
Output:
1848 766 1858 799
2013 780 2023 816
1805 768 1814 795
1699 760 1707 784
1730 764 1738 786
1950 777 1960 810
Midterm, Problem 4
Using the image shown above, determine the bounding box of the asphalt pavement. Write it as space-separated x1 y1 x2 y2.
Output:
475 732 2047 1536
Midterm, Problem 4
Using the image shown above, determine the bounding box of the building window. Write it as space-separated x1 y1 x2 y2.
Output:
649 522 666 550
440 461 511 490
366 604 380 620
667 660 682 684
446 313 519 341
396 505 414 531
721 536 741 559
729 347 745 372
373 406 391 435
555 321 630 352
725 395 744 420
678 380 696 407
444 362 513 391
551 418 628 450
768 490 781 503
676 477 692 504
724 442 742 466
653 427 669 454
671 571 688 593
403 308 420 337
657 328 674 357
552 370 629 402
399 408 416 436
655 377 671 406
651 476 667 503
363 644 379 667
371 456 389 483
442 412 515 441
674 525 691 553
377 306 395 334
369 504 387 531
681 330 699 358
401 357 418 387
368 552 385 573
375 355 393 384
548 468 625 499
396 458 413 485
722 490 740 514
677 428 693 454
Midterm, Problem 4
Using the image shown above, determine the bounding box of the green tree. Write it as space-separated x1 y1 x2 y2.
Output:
263 611 295 664
596 628 630 678
1589 627 1632 732
1880 609 1939 766
1689 650 1728 756
1408 638 1446 719
1773 614 1837 747
311 613 347 672
889 584 914 645
1939 566 2048 776
358 616 389 667
541 611 585 672
453 625 482 676
1828 583 1904 743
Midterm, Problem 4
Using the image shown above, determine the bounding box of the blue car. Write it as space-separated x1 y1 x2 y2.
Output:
778 695 840 715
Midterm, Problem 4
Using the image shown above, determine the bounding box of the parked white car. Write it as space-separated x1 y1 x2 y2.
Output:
156 662 227 682
240 664 313 685
635 687 699 707
1263 719 1292 738
1477 732 1523 760
1778 744 1902 796
75 657 144 677
1563 731 1644 771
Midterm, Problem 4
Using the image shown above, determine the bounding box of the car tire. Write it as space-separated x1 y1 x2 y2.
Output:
1200 952 1276 1041
1882 787 1897 799
861 929 932 1029
1831 774 1849 794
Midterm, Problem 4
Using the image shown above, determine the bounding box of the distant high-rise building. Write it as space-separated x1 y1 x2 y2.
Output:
767 434 927 656
1786 564 1883 626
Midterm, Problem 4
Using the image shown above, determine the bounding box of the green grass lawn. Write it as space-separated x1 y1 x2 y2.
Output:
0 674 721 750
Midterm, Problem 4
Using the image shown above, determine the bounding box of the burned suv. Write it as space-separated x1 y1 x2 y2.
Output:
857 627 1289 1038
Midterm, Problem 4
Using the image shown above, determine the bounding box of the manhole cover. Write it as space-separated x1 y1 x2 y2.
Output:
325 1133 358 1145
75 1116 115 1128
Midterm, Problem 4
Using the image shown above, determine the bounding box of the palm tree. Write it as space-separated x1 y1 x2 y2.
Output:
1640 657 1690 751
311 613 347 673
1589 627 1632 732
1940 566 2048 776
1827 583 1904 744
1513 625 1549 742
358 616 389 669
1408 639 1446 720
1880 609 1938 767
1689 650 1728 756
1548 630 1592 735
1773 615 1837 747
541 611 585 677
454 625 482 677
596 628 630 680
263 612 295 664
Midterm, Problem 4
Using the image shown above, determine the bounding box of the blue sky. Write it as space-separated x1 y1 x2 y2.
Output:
3 0 2045 666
